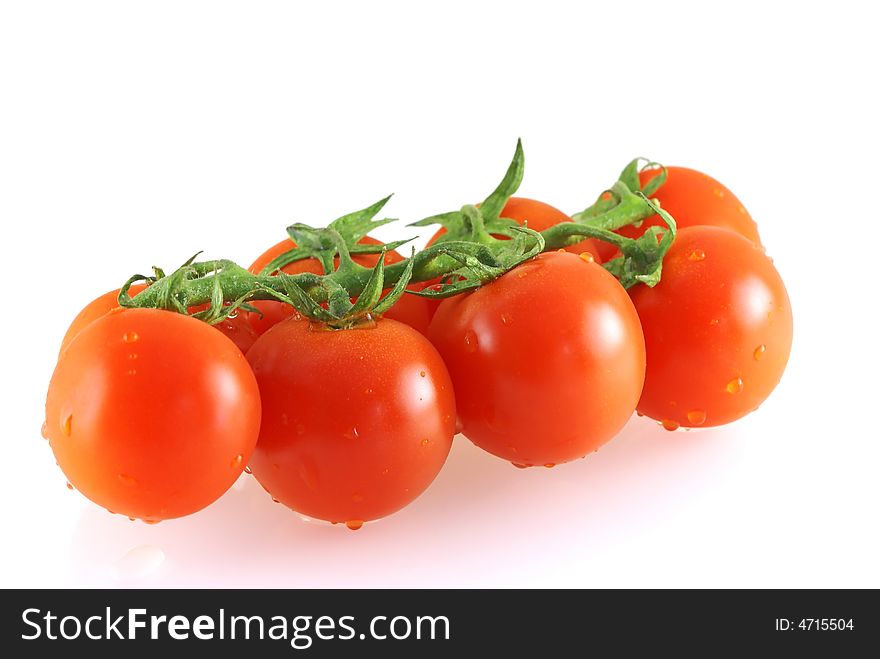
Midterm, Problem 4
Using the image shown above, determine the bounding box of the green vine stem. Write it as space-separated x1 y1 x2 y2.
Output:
121 141 676 326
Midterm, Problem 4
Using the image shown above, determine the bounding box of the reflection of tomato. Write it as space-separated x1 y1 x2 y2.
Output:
594 166 762 262
246 317 455 526
247 236 432 335
46 308 261 521
630 226 792 429
428 251 645 466
59 285 257 355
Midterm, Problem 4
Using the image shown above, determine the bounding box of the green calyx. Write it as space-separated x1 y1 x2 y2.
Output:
119 142 677 327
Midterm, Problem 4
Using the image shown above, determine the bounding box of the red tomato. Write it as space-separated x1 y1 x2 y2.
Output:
59 284 148 354
428 251 645 466
247 236 432 335
246 317 455 526
59 285 257 355
629 226 792 428
594 166 762 262
45 308 261 521
423 197 602 316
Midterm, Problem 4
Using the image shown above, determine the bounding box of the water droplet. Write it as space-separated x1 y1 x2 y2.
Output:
127 369 137 376
128 353 138 360
419 371 426 378
128 517 136 522
709 319 720 326
345 519 364 531
726 377 744 394
122 331 139 344
118 474 136 486
688 248 706 261
344 427 360 440
363 388 373 395
352 493 364 503
753 344 766 361
381 467 390 476
271 497 280 503
66 481 74 490
40 421 49 440
113 545 165 580
61 413 73 436
511 462 529 469
420 438 429 447
230 454 243 468
712 188 725 198
686 410 707 426
636 411 644 417
464 330 478 353
579 252 595 263
142 519 161 525
244 465 252 474
661 419 680 432
544 463 555 469
500 313 511 325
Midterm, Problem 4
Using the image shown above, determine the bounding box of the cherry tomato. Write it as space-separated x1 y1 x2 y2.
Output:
45 308 261 521
629 226 792 428
247 236 432 335
59 285 257 355
594 166 762 262
246 317 455 525
428 251 645 466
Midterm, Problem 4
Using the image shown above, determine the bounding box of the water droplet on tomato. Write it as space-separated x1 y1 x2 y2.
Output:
127 369 137 376
511 462 529 469
636 411 644 417
419 371 426 378
500 313 511 325
128 517 136 522
544 463 556 469
754 344 766 361
40 421 49 439
712 188 725 198
128 353 138 360
352 493 364 503
122 331 139 344
364 387 373 395
686 410 707 426
230 454 243 468
688 248 705 261
381 467 390 476
118 474 136 486
464 330 478 353
344 427 360 440
661 419 680 431
579 253 595 264
345 520 364 531
420 438 430 447
726 377 744 394
66 481 74 490
244 465 252 474
61 413 73 436
142 519 161 525
271 498 280 503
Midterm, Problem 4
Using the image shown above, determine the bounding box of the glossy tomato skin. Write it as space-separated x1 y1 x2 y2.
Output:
46 308 261 521
595 166 762 262
59 285 257 355
246 317 455 524
629 226 792 428
428 251 645 466
247 236 432 336
59 284 148 354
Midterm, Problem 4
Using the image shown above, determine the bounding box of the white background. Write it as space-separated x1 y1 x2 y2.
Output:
1 1 878 588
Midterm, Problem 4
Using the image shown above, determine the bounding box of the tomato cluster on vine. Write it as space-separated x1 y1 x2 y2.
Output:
43 143 792 530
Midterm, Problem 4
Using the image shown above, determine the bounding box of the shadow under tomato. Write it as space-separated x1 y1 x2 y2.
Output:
67 418 739 588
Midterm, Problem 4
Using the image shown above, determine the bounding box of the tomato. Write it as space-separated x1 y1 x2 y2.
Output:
247 236 432 335
59 284 148 354
629 226 792 428
427 251 645 466
246 317 455 526
45 308 261 521
593 166 762 262
59 285 257 355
